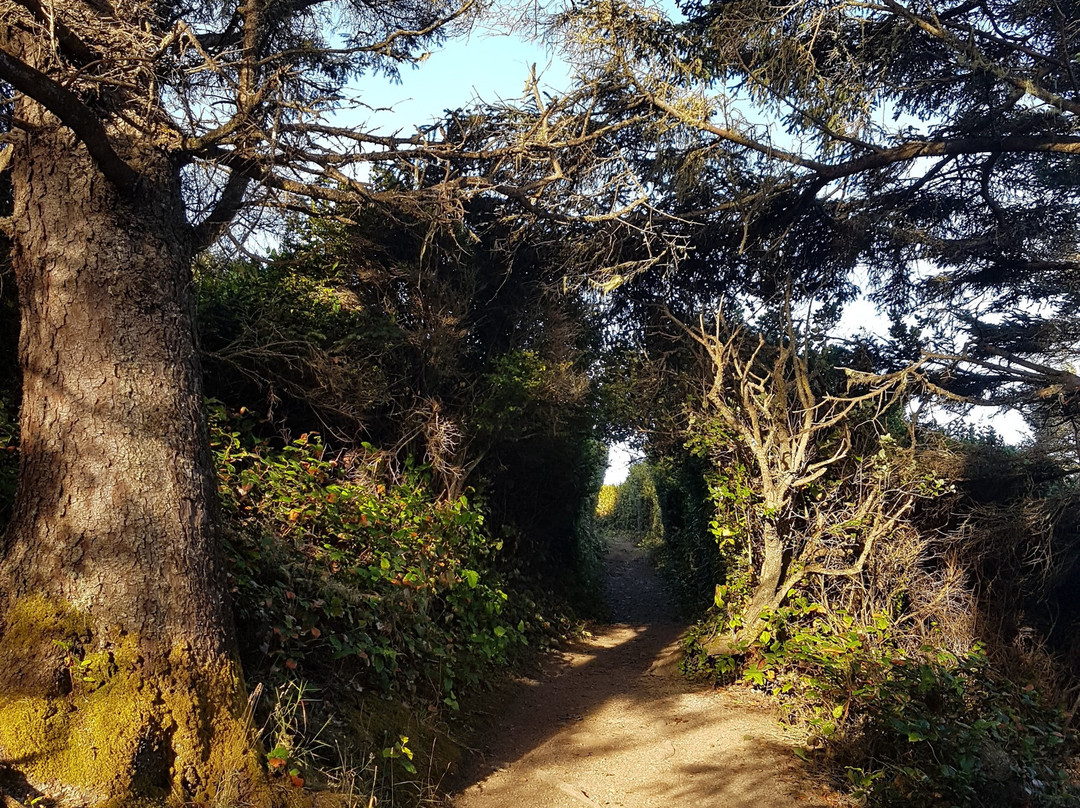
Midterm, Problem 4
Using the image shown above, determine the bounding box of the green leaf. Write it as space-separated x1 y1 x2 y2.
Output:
743 662 765 686
463 569 479 588
714 585 727 609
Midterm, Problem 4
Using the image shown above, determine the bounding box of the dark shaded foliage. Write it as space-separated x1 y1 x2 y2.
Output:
196 203 609 608
645 452 717 612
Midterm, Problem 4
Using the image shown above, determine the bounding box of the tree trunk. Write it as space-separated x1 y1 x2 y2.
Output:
703 519 787 656
0 107 267 807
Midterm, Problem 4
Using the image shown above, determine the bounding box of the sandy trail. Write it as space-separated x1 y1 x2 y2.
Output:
450 534 833 808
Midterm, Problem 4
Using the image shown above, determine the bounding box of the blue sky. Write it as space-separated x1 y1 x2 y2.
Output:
350 24 571 135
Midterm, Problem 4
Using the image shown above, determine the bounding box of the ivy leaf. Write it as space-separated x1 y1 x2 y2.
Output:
743 662 766 686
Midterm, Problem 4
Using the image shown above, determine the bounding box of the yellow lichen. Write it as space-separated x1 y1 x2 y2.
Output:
0 596 271 808
0 594 91 693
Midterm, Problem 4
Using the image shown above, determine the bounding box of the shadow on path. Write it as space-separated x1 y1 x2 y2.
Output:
450 534 834 808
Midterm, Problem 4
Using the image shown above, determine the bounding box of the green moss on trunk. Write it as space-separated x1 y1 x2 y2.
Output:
0 596 271 808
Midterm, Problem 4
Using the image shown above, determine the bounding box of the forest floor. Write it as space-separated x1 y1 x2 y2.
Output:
448 533 845 808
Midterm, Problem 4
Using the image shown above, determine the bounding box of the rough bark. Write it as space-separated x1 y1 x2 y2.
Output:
0 79 268 808
703 520 788 656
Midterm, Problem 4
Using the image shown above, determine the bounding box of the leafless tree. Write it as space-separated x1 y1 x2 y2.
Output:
672 307 924 654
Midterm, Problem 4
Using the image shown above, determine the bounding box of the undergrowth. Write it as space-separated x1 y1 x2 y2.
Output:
211 402 574 804
684 600 1080 807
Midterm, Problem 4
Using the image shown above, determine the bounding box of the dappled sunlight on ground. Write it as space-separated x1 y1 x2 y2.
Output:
450 535 839 808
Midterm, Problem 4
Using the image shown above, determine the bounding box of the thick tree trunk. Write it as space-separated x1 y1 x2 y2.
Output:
0 111 267 806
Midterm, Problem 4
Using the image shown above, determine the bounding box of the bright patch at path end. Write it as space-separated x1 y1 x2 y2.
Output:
603 442 640 486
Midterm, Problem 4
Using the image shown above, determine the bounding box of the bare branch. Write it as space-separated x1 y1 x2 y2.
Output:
192 169 251 252
0 49 139 192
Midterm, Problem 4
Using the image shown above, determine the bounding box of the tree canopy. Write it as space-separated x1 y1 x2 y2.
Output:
553 0 1080 422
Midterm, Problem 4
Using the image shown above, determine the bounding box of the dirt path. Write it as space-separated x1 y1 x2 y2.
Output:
450 534 835 808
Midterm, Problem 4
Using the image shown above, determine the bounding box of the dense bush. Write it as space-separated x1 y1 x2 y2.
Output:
209 401 592 801
196 217 609 608
211 403 553 704
197 213 599 487
598 462 664 541
568 438 610 611
595 484 618 520
684 600 1079 806
647 453 718 610
671 430 1080 805
197 260 401 438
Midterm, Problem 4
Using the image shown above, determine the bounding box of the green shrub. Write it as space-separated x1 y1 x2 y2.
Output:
210 403 544 705
648 453 720 610
605 463 664 542
595 484 618 520
197 261 401 436
685 601 1080 807
567 438 610 613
